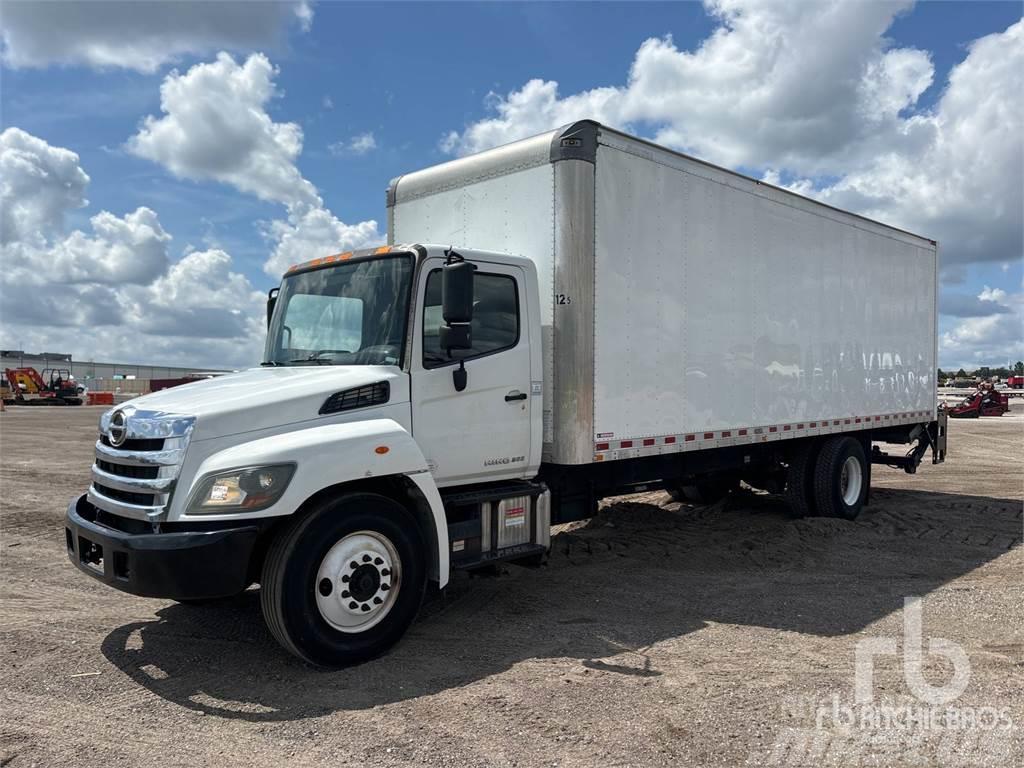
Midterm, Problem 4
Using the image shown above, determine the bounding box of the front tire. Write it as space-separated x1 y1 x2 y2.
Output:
812 437 868 520
260 493 426 666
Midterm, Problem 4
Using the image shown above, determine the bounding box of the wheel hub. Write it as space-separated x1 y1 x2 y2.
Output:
840 455 863 506
315 531 400 633
348 563 381 602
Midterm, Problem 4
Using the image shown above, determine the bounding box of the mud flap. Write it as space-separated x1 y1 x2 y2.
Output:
931 409 948 464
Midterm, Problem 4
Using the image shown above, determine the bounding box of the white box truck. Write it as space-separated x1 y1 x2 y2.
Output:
65 121 947 665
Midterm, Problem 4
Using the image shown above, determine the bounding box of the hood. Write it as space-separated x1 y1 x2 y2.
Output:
121 366 407 441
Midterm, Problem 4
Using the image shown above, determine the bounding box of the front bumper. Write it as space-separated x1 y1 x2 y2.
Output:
64 494 263 600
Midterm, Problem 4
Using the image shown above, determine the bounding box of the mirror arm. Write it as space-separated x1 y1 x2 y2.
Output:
443 245 464 265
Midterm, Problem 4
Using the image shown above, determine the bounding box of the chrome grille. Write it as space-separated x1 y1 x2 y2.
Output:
95 458 159 480
89 408 196 523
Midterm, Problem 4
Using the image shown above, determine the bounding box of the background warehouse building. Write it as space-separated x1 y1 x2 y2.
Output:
2 350 231 393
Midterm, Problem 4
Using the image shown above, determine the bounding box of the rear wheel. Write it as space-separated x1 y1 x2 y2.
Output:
812 437 868 520
261 493 426 666
784 440 819 518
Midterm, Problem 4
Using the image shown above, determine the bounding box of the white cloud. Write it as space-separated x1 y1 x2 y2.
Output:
126 248 264 341
0 129 264 368
0 0 311 73
940 286 1024 369
127 53 319 208
442 0 930 171
978 286 1008 305
263 206 382 277
439 77 623 157
0 127 90 245
940 290 1012 319
812 20 1023 269
128 52 383 277
330 132 377 156
1 127 170 284
49 207 172 285
441 2 1021 273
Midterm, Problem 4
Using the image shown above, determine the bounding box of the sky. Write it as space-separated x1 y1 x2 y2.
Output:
1 0 1021 371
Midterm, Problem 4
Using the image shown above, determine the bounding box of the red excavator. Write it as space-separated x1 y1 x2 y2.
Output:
944 387 1010 418
3 367 84 405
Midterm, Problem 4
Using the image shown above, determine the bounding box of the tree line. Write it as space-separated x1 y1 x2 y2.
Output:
937 362 1024 381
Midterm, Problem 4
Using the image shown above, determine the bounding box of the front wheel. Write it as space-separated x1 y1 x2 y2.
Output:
260 493 426 666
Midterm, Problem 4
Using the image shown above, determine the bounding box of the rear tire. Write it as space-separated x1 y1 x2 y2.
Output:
260 493 426 666
784 440 818 518
812 437 868 520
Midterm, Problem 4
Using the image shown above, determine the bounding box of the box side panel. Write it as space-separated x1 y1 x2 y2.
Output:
392 163 556 326
593 141 937 446
593 146 694 441
390 131 554 206
391 163 559 449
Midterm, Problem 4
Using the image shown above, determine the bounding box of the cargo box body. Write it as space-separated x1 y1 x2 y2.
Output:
389 121 938 467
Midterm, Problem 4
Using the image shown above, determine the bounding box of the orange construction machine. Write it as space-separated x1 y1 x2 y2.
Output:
3 367 84 406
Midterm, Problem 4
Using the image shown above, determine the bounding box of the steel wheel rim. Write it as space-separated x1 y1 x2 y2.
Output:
315 530 401 633
840 455 863 506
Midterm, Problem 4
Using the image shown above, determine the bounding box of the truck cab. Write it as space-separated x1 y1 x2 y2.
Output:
65 244 552 666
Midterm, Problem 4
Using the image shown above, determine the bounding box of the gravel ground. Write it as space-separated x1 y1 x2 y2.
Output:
1 406 1021 767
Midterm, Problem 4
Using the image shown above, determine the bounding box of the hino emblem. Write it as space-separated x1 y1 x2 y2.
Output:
108 410 128 447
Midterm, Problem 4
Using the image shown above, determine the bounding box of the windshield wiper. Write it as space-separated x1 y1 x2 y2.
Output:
260 361 283 367
288 349 352 365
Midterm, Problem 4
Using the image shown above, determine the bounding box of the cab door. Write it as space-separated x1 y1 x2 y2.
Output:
410 258 533 486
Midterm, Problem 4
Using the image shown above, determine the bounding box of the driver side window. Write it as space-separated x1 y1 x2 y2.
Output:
422 269 519 368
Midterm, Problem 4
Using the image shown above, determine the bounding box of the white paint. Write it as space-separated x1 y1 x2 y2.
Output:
407 255 537 486
393 163 555 326
181 417 449 586
593 137 936 441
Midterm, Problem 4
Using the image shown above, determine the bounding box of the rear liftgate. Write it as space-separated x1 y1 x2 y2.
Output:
442 482 551 569
871 410 948 474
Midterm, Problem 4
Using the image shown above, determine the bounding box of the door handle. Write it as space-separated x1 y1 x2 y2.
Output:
505 391 528 402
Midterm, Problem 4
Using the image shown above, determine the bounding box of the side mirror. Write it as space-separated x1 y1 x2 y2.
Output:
440 253 475 392
267 287 279 328
442 258 475 324
440 256 475 353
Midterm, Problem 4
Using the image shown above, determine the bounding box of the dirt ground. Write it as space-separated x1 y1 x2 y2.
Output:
1 406 1021 767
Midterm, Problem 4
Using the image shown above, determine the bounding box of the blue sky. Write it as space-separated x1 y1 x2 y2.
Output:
1 1 1021 369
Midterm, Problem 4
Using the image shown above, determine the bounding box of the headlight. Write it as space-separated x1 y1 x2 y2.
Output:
186 464 295 514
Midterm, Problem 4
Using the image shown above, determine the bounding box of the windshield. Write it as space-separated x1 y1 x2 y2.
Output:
264 254 414 366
